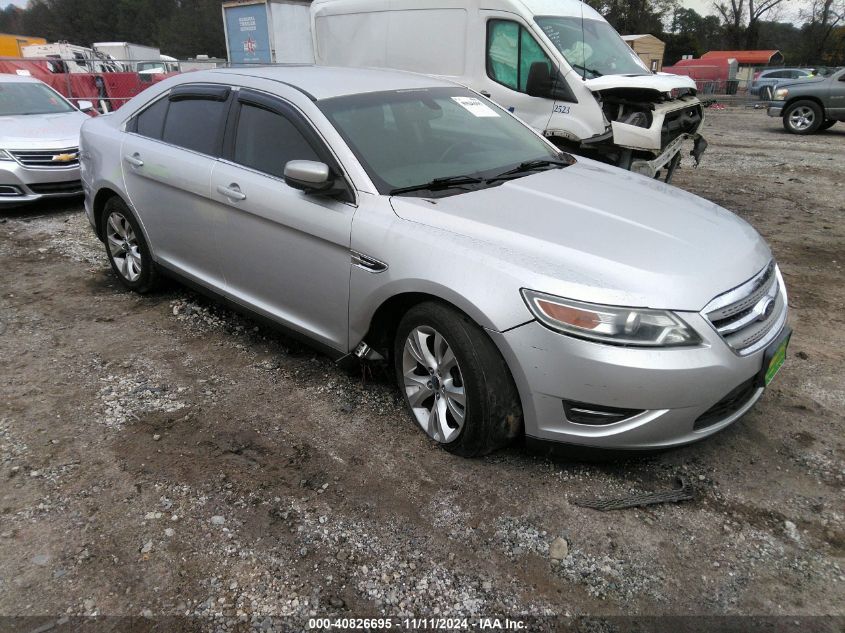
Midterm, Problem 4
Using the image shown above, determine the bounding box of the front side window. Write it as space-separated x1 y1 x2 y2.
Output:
233 103 320 179
133 97 169 140
161 97 227 156
487 20 555 93
319 87 561 195
535 16 649 78
0 82 75 116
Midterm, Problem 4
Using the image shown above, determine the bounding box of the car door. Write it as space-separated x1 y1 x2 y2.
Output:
121 84 231 288
828 70 845 119
209 88 356 351
479 14 555 132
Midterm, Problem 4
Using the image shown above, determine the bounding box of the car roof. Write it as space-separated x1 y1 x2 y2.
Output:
761 68 809 74
0 73 44 84
200 65 456 100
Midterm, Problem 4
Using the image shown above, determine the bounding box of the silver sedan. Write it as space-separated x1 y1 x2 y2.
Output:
79 66 789 456
0 74 93 205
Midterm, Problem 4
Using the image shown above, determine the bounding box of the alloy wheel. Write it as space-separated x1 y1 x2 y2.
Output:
402 326 466 443
106 211 142 282
789 106 815 131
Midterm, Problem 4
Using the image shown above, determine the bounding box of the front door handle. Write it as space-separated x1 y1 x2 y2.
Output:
124 154 144 167
216 184 246 201
479 90 491 98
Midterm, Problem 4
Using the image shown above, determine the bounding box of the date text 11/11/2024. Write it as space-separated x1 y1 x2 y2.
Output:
307 617 527 629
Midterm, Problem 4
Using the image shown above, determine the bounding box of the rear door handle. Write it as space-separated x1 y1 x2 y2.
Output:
124 154 144 167
216 184 246 201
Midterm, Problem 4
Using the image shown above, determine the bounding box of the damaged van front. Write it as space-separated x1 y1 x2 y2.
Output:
530 7 707 180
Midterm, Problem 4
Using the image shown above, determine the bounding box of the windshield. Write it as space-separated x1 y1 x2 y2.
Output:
0 82 75 116
319 87 560 196
535 17 649 79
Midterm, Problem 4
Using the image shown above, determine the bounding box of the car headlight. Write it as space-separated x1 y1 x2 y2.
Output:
773 88 789 101
521 289 701 347
0 149 14 161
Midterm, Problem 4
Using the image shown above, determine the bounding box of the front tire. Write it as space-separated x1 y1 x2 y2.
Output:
782 100 823 135
102 197 159 293
393 302 523 457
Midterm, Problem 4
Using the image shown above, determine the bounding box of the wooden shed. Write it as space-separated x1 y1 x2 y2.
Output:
621 34 666 72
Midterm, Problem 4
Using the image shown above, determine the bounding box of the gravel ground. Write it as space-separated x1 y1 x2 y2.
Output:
0 108 843 632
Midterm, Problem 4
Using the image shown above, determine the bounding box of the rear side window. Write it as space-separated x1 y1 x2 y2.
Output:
134 97 169 140
233 103 320 178
162 98 228 156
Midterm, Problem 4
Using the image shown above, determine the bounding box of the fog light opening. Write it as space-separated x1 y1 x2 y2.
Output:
563 400 644 426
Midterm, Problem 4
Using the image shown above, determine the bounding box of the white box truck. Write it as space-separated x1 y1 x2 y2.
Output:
225 0 707 179
222 0 314 65
92 42 161 71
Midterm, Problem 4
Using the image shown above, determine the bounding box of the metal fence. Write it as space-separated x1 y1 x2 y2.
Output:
0 57 233 113
2 56 835 112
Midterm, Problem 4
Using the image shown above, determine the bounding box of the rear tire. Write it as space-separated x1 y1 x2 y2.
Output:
101 197 159 293
393 301 522 457
782 100 823 135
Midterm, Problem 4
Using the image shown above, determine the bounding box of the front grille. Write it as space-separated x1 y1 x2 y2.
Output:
27 181 83 195
10 147 79 169
702 262 787 355
661 105 702 147
694 377 759 430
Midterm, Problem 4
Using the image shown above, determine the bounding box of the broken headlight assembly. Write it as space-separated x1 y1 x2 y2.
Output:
521 289 701 347
773 87 789 101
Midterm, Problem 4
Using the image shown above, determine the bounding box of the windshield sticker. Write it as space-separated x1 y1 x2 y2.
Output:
451 97 500 117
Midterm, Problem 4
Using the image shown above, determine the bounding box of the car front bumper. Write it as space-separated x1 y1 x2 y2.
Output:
0 158 82 205
488 310 788 451
767 103 784 117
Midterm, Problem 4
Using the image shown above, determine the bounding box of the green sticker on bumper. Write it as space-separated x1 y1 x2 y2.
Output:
764 338 789 386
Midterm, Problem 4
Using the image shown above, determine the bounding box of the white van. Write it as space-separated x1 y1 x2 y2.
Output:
308 0 707 179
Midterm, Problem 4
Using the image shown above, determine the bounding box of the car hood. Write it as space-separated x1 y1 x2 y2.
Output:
776 76 828 89
0 111 87 149
389 160 772 311
584 73 696 92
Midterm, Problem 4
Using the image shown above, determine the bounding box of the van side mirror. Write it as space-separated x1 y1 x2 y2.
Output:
77 100 95 113
526 62 552 98
284 160 341 195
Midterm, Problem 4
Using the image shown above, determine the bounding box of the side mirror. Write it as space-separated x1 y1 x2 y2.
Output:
284 160 338 194
526 61 553 98
77 100 95 113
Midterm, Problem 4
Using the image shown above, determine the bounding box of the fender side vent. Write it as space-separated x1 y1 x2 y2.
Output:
563 401 644 426
351 251 388 273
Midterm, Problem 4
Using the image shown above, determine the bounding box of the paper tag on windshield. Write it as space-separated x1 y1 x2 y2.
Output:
451 96 499 117
16 70 32 76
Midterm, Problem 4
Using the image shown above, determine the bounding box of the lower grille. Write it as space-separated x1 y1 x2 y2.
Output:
27 181 83 195
694 377 759 430
10 147 79 169
702 262 787 355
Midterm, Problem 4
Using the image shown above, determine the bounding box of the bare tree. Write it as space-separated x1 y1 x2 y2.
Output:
714 0 789 48
802 0 845 62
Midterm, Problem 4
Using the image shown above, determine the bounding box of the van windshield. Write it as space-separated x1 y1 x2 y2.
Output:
535 17 649 79
319 87 563 196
